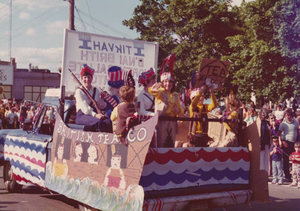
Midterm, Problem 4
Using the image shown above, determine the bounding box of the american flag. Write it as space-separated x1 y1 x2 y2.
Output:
123 69 135 88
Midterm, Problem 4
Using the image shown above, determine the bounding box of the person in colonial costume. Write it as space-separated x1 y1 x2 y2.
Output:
137 68 156 117
75 64 112 132
149 54 184 147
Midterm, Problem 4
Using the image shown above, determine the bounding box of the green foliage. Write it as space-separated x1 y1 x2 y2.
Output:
123 0 300 103
123 0 241 97
226 0 300 103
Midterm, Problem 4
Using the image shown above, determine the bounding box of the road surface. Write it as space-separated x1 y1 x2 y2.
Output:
0 166 79 211
1 166 300 211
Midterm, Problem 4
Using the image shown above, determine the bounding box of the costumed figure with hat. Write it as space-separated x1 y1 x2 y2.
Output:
137 68 156 118
74 64 112 132
188 70 217 147
101 66 124 118
209 84 240 147
149 54 184 148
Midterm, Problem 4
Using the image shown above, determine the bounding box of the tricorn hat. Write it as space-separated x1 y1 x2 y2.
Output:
138 68 155 85
80 64 94 77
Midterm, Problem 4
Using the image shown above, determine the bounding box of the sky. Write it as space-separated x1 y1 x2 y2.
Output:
0 0 252 73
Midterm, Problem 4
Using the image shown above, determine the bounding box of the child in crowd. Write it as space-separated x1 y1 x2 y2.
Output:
269 113 279 137
270 136 283 185
289 142 300 187
111 85 137 145
274 104 284 126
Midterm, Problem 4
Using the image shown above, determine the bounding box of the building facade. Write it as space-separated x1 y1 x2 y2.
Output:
0 58 60 102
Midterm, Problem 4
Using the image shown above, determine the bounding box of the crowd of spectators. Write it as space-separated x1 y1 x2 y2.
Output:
242 98 300 186
0 98 40 130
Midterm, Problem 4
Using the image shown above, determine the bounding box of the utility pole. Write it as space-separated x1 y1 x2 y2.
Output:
9 0 12 59
69 0 75 30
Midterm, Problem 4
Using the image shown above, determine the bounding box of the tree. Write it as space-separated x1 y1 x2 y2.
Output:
271 0 300 98
123 0 241 95
226 0 300 103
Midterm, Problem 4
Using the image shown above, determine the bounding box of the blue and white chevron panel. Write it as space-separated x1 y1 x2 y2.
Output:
140 147 250 191
0 135 47 187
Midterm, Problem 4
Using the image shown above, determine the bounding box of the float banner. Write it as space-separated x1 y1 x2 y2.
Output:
141 147 250 191
195 58 230 91
61 29 159 95
45 113 158 211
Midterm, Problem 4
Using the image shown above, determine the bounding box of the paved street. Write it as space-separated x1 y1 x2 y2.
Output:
1 165 300 211
213 178 300 211
0 166 79 211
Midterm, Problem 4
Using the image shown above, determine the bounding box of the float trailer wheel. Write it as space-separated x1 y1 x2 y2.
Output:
3 161 22 193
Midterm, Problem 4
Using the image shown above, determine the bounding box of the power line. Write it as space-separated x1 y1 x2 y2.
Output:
0 0 19 24
74 5 87 31
11 4 67 40
76 8 132 38
0 0 16 12
85 0 95 33
0 0 66 43
74 16 110 36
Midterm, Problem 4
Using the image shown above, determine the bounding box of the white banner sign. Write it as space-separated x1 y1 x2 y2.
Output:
0 65 13 85
61 29 159 95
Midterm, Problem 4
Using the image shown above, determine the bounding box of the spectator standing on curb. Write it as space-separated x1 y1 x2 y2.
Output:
260 109 271 172
289 142 300 187
244 107 257 127
7 108 18 129
278 108 299 182
274 104 284 126
270 136 283 185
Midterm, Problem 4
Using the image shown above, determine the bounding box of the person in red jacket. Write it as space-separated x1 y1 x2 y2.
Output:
289 142 300 187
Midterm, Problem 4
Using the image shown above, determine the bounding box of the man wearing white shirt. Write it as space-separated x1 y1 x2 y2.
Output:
137 68 156 117
6 108 18 129
74 64 112 132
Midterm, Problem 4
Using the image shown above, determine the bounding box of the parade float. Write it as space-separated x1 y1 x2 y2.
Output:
0 29 269 211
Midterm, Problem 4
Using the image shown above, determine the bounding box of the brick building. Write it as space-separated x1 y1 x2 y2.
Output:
0 58 60 102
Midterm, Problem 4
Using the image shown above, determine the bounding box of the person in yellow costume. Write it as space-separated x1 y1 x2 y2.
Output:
189 85 217 147
149 72 184 147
